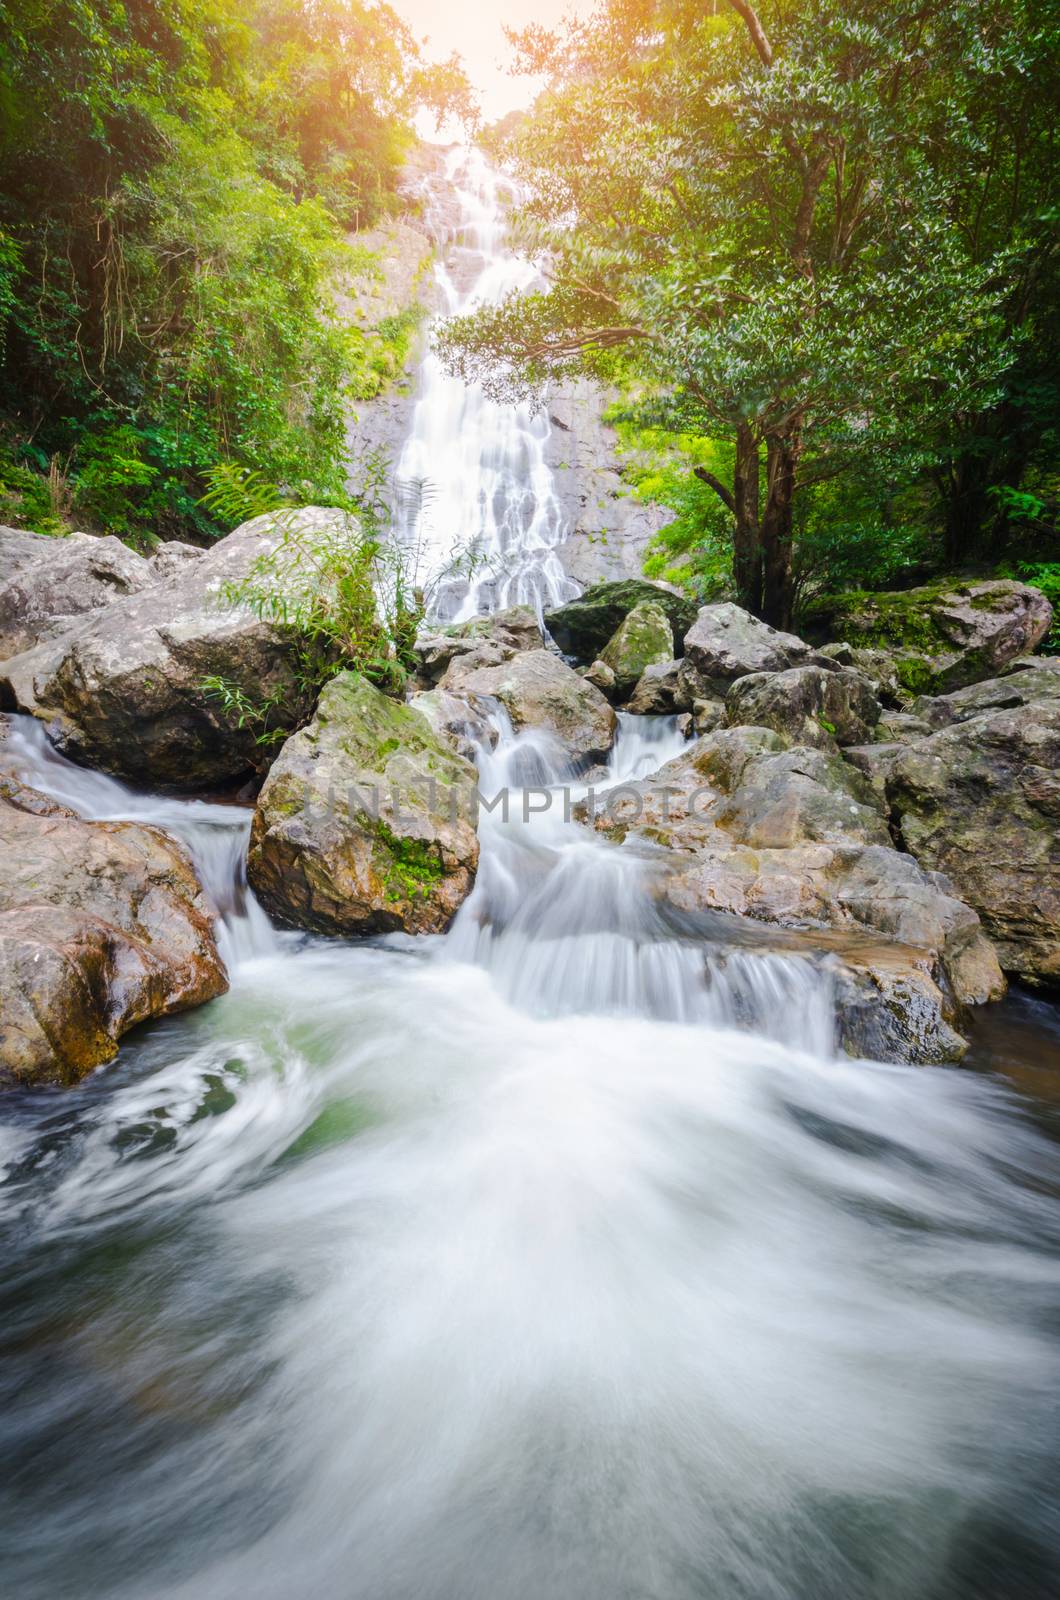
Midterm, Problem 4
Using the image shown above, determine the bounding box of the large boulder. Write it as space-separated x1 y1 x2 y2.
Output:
911 655 1060 729
599 600 674 696
0 528 156 659
406 685 498 762
544 580 698 665
0 791 227 1086
887 700 1060 988
726 665 881 750
683 602 821 691
446 648 617 767
248 672 479 937
807 578 1052 695
0 508 353 790
412 605 543 685
581 725 1003 1061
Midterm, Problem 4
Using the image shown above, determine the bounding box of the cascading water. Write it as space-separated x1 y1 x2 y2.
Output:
391 146 579 621
2 153 1060 1600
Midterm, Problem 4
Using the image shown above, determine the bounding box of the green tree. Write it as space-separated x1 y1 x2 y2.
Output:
438 0 1033 627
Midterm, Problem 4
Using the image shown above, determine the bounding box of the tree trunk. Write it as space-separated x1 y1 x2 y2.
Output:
732 424 763 616
760 429 799 630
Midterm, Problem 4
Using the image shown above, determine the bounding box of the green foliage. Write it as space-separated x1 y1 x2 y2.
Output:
220 510 425 701
199 464 288 527
440 0 1059 623
201 676 290 747
0 0 472 547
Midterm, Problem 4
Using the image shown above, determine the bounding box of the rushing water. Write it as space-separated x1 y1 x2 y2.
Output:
3 155 1060 1600
390 146 578 621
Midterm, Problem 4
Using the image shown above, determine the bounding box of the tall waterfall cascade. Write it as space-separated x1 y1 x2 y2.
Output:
390 146 579 620
0 149 1058 1600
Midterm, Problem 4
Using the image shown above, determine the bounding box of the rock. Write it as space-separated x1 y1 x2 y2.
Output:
544 580 698 665
413 605 543 684
248 671 479 937
0 529 156 659
581 659 617 694
447 648 617 767
580 725 1003 1060
875 711 933 742
407 686 498 762
0 797 227 1086
692 698 727 736
627 660 683 715
599 600 674 696
828 944 970 1064
887 700 1060 988
912 656 1060 729
0 507 355 790
151 540 204 579
807 578 1053 694
726 665 881 750
841 742 909 804
683 602 822 690
818 641 903 705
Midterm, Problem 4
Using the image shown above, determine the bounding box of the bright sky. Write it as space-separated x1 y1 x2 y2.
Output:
398 0 587 126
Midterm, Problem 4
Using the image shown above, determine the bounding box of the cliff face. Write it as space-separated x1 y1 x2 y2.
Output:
344 146 673 596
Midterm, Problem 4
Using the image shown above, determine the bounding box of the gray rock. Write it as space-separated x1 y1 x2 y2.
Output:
413 605 543 684
582 659 617 695
726 665 881 750
808 578 1053 694
0 795 227 1086
545 580 698 665
888 700 1060 988
599 600 674 695
683 602 821 689
0 507 354 790
407 685 498 762
151 540 204 579
581 724 1003 1060
912 656 1060 729
248 672 479 938
0 529 156 659
449 648 617 767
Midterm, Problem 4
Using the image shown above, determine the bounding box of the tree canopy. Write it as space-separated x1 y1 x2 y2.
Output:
438 0 1058 625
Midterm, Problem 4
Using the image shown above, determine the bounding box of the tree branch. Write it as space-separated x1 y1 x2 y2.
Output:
725 0 774 68
694 466 736 513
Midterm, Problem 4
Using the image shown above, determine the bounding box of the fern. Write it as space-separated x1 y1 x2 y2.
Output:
199 463 287 529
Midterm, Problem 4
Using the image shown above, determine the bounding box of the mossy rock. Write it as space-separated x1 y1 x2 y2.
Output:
545 581 698 665
599 600 674 695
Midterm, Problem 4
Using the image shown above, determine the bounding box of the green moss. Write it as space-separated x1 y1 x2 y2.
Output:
373 819 444 902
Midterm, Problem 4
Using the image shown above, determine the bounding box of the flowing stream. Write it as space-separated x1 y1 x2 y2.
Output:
2 154 1060 1600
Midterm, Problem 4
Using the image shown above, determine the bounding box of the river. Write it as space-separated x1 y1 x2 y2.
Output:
0 149 1058 1600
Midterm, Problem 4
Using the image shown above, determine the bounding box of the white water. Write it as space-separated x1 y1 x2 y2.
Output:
391 146 578 621
1 155 1059 1600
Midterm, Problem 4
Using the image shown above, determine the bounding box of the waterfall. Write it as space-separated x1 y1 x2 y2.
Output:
1 149 1058 1600
391 146 579 621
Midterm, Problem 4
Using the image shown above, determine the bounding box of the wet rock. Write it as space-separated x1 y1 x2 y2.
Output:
248 671 479 937
0 529 156 659
581 725 1002 1060
0 508 353 790
407 686 498 762
413 606 543 685
450 648 617 767
544 580 697 665
829 945 970 1064
599 600 674 696
887 700 1060 988
726 665 881 750
807 578 1052 694
683 602 821 691
0 798 227 1086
